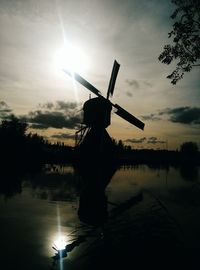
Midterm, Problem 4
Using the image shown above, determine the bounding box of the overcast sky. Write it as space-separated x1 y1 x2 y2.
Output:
0 0 199 149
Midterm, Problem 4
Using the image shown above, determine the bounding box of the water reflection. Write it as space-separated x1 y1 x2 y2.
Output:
0 168 24 198
179 165 199 182
29 169 78 202
50 162 145 267
52 235 86 266
0 164 200 269
76 161 118 226
50 161 118 268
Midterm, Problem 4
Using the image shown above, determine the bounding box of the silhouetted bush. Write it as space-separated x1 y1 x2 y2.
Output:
180 142 198 154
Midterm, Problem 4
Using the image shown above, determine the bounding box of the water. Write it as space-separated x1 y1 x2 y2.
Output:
1 164 200 269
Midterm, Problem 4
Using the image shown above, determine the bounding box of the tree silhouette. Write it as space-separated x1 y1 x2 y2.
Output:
0 115 27 138
0 116 27 165
159 0 200 84
180 141 198 154
0 117 75 165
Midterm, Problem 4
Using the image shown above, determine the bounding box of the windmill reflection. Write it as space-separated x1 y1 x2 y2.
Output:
51 162 143 267
51 162 117 267
77 161 118 226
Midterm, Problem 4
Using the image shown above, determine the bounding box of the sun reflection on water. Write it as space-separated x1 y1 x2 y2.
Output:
53 235 68 251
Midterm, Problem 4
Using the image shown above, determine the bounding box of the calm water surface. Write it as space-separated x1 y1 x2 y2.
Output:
1 164 200 269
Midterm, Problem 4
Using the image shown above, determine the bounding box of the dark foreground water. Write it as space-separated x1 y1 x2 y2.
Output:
1 164 200 269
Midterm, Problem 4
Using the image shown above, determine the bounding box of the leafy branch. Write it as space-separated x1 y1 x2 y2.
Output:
159 0 200 84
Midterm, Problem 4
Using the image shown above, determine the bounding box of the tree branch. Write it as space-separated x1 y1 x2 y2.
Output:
182 44 193 56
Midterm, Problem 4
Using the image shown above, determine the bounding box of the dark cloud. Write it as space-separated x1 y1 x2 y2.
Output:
24 111 80 129
0 101 81 129
125 79 153 89
29 123 48 129
0 101 12 119
169 107 200 124
56 101 78 111
126 79 140 89
125 137 146 143
142 107 200 125
147 137 166 144
126 91 133 97
141 114 161 121
125 136 166 144
143 81 153 88
39 102 54 110
51 133 75 139
39 101 79 112
125 79 154 97
160 107 200 125
21 101 81 129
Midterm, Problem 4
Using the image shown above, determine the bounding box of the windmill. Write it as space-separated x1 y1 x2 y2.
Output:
63 60 145 156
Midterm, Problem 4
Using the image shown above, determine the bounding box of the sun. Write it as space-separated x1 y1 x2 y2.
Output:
54 43 89 74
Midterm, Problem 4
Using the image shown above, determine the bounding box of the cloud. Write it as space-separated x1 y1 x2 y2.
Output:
147 137 166 144
38 102 54 110
38 101 79 112
160 107 200 125
24 111 80 129
142 107 200 125
55 101 78 112
29 123 48 129
125 136 166 144
125 137 146 143
126 79 140 89
141 114 161 121
21 101 81 129
125 79 153 97
126 91 133 97
51 133 75 139
143 81 153 88
0 101 81 129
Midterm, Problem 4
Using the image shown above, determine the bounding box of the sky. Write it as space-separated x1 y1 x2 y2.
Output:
0 0 199 150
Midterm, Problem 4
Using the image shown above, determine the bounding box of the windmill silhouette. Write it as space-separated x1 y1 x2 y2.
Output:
63 60 144 156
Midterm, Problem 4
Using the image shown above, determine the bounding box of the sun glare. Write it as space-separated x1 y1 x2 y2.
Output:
53 235 68 251
54 43 89 74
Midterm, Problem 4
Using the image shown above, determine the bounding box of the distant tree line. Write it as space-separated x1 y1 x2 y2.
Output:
0 117 199 168
0 116 75 168
111 139 132 153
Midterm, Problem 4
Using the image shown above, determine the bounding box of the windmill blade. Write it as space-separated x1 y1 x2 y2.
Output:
107 60 120 99
63 69 102 97
113 104 145 130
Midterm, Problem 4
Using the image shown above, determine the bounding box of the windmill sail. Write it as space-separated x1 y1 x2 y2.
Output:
63 62 145 131
107 60 120 99
113 104 145 130
63 69 102 97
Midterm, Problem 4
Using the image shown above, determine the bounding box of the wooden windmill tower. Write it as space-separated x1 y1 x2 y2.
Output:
64 60 145 156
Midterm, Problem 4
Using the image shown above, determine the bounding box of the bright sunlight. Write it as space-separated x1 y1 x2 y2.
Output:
54 42 90 74
53 235 68 251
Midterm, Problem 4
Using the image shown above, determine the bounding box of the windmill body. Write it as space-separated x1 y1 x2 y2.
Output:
63 60 145 159
83 97 112 128
79 97 113 156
